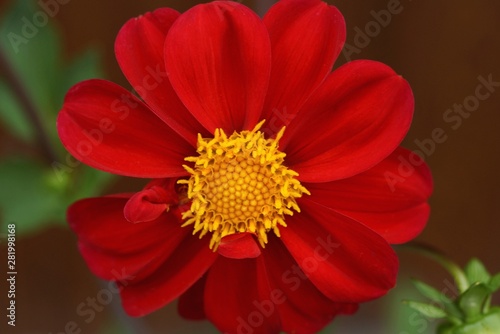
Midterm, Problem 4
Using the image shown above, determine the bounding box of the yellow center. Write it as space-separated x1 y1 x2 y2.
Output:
178 121 310 250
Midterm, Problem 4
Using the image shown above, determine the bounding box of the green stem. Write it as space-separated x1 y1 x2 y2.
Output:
399 242 470 293
0 45 58 164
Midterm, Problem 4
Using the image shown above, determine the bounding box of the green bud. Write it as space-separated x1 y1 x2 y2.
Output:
402 248 500 334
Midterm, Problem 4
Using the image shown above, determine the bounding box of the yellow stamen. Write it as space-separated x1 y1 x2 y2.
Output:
179 121 310 251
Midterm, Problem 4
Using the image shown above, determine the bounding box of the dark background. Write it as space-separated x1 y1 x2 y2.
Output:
1 0 499 333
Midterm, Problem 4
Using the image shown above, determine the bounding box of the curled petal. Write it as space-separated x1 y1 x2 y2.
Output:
218 233 262 259
124 186 172 223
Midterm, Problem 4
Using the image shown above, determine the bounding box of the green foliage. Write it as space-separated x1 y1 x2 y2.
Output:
0 79 31 140
465 259 491 286
406 258 500 334
1 0 61 142
489 274 500 292
390 282 434 334
405 301 448 319
412 279 463 321
0 158 113 236
0 0 110 236
0 0 103 141
0 159 64 235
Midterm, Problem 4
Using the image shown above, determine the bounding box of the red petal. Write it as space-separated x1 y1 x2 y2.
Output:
261 0 346 132
306 147 433 243
262 237 358 333
68 196 188 282
282 60 414 182
338 205 430 244
281 199 398 303
218 233 262 259
57 79 193 178
120 235 217 317
124 186 171 223
178 274 207 320
115 8 208 145
165 1 271 133
77 241 173 283
205 257 281 334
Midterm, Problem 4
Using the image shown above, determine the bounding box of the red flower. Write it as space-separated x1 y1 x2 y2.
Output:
57 0 433 333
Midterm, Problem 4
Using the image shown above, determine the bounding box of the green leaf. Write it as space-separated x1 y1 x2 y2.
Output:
465 258 491 285
0 0 63 117
389 282 436 334
413 279 454 304
0 80 32 141
405 301 448 319
488 274 500 293
0 156 115 237
412 279 464 320
0 158 65 235
0 0 103 145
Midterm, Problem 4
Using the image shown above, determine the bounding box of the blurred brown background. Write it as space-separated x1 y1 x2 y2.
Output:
0 0 499 333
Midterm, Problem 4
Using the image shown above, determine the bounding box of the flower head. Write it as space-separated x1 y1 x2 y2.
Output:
179 121 310 250
57 0 433 333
